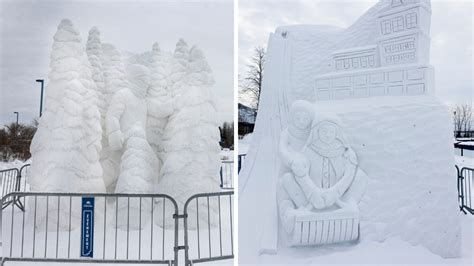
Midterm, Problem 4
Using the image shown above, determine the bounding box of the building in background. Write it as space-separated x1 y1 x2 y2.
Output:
238 103 256 138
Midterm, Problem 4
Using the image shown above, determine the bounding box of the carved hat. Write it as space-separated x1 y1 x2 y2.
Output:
306 114 349 158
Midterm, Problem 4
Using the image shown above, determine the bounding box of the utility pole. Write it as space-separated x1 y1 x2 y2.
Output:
13 112 19 125
36 79 44 117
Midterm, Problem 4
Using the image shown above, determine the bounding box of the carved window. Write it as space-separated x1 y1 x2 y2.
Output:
368 55 375 67
392 16 404 32
344 59 350 69
381 20 392 35
405 13 417 29
361 56 368 67
336 60 343 70
352 58 359 68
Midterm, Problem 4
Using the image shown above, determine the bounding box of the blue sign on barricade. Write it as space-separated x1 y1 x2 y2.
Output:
80 197 94 257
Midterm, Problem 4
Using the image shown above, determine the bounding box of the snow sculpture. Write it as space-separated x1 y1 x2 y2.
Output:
239 0 461 260
147 42 173 166
157 41 220 228
86 27 111 190
107 63 158 228
29 19 105 229
100 43 130 192
278 102 368 245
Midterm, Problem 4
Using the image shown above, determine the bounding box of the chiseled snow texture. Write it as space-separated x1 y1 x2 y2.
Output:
100 43 130 192
106 64 158 227
239 0 461 261
29 19 104 193
157 40 220 228
147 43 173 165
106 64 154 184
86 27 110 181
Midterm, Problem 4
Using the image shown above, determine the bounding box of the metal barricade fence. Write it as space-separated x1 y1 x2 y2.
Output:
219 161 234 190
1 192 179 265
183 191 234 266
458 167 474 214
1 168 21 210
19 164 30 192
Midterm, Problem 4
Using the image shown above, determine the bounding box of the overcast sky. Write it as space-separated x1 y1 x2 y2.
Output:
0 0 233 127
239 0 473 108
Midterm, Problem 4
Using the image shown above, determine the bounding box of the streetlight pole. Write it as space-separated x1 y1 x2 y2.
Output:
36 79 44 117
13 112 19 125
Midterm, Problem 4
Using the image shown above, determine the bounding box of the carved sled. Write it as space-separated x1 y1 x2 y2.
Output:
291 205 359 246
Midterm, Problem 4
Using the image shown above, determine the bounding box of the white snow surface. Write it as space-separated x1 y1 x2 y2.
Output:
29 19 104 194
158 41 221 226
456 156 474 169
239 0 463 262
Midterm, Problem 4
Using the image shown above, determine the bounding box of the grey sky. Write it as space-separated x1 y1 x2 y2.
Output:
239 0 473 108
0 0 233 127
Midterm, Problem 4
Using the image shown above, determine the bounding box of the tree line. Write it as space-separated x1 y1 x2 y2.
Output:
0 120 38 161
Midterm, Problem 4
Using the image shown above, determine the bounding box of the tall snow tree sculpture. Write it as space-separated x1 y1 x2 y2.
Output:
157 42 220 228
29 19 104 229
147 42 173 166
100 43 130 192
86 27 109 178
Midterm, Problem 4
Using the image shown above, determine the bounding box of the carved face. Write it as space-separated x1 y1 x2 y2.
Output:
293 110 312 130
318 124 337 144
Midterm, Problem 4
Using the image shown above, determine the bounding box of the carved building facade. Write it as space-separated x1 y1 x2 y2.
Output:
316 0 433 101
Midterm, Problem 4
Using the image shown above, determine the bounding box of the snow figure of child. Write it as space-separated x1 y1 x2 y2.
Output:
106 64 159 229
277 100 315 233
278 111 368 245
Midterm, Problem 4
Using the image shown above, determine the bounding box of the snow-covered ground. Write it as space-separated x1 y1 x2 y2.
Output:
220 149 234 161
0 159 29 171
454 142 474 159
238 134 252 155
246 213 472 266
456 156 474 169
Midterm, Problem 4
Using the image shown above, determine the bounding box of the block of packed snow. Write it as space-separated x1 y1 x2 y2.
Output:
239 0 460 260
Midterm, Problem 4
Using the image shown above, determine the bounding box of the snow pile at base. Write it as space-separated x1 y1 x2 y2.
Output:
249 215 472 265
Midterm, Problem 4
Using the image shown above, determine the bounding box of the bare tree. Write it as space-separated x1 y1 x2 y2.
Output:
453 104 473 137
240 47 265 109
